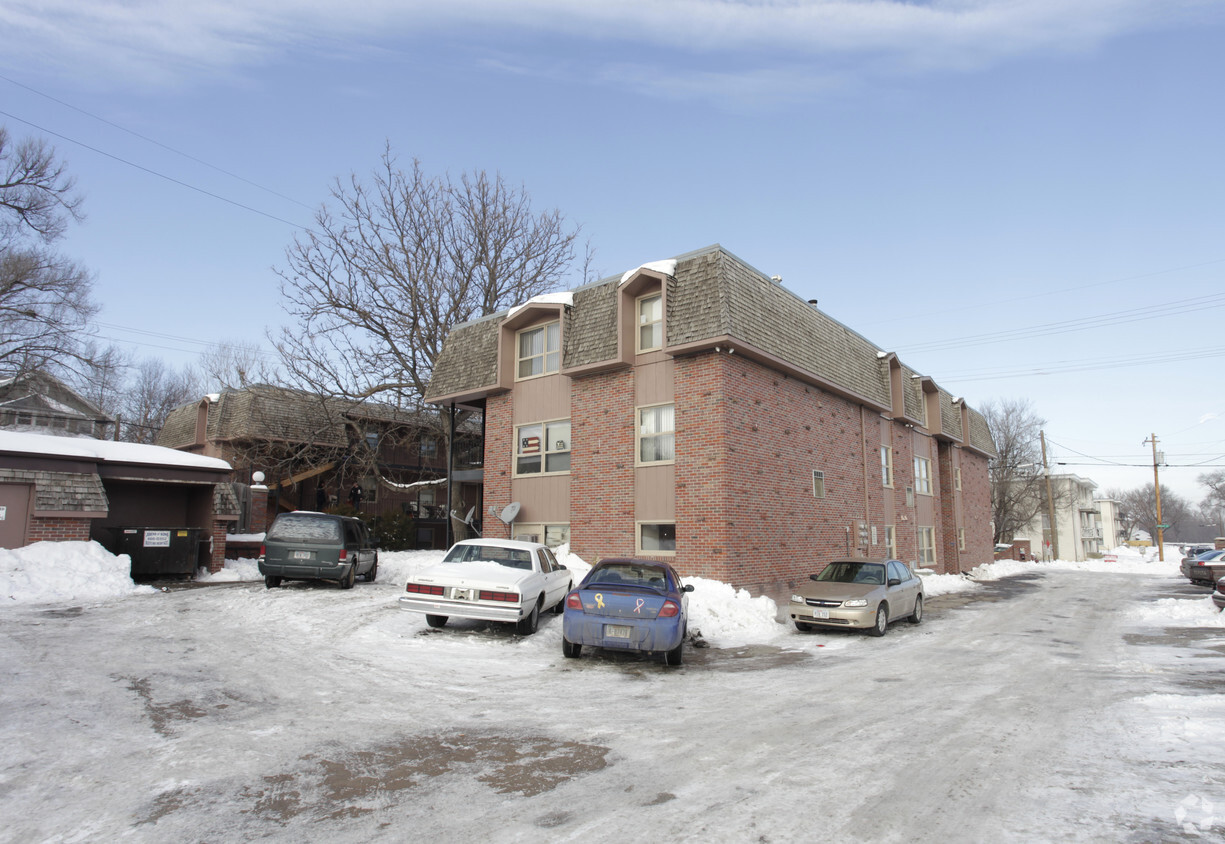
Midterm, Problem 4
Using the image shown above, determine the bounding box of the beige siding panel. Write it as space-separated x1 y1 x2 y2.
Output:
635 464 676 520
512 374 571 424
510 475 572 523
634 357 676 407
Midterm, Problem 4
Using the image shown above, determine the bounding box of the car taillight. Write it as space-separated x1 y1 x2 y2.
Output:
658 600 680 618
479 590 518 602
259 545 265 557
405 583 444 596
566 592 583 610
339 549 348 561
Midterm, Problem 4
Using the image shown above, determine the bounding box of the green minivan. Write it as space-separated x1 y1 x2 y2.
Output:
259 511 379 589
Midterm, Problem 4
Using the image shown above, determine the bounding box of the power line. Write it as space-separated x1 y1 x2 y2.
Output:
897 291 1225 355
0 108 308 229
0 72 315 212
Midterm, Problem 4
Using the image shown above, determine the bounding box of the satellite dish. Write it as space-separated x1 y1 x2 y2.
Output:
499 502 521 525
465 507 476 524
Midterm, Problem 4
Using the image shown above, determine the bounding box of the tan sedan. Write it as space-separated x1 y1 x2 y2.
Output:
789 558 924 636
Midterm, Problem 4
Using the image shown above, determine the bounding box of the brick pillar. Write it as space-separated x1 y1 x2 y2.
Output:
250 484 271 533
209 520 228 573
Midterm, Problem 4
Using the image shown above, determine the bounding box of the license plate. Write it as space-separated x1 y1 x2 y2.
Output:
452 588 474 601
605 624 632 639
292 550 311 560
812 609 830 619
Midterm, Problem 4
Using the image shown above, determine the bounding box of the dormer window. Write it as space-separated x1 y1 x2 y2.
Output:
637 293 662 352
517 321 560 379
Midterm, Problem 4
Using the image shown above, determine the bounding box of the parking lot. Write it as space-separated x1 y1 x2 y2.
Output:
2 565 1223 842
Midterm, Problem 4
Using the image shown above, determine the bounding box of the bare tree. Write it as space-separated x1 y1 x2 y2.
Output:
272 149 580 408
982 397 1049 545
197 339 279 393
0 126 100 378
1115 483 1190 542
116 358 200 444
1198 469 1225 517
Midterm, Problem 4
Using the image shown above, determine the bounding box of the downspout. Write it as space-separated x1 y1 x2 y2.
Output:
861 407 870 555
446 403 456 547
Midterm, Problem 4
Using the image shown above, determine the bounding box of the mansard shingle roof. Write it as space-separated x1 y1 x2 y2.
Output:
427 244 996 457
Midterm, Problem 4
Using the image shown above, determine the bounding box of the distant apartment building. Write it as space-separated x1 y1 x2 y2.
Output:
425 245 997 593
1011 473 1105 561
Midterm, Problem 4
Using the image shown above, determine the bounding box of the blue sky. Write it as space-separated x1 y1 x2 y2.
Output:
2 0 1224 506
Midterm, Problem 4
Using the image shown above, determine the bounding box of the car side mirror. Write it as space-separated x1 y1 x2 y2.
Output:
888 577 901 587
809 574 822 581
683 584 694 593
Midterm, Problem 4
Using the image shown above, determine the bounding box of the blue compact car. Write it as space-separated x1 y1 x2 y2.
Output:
562 557 694 666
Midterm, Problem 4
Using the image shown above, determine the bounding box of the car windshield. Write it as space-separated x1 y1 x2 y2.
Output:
443 544 534 570
814 562 886 585
266 514 341 543
587 563 670 590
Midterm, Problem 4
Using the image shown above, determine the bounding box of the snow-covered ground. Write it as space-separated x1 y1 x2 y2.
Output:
1 542 1222 841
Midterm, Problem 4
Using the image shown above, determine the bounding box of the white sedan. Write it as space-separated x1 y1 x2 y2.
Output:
398 538 573 635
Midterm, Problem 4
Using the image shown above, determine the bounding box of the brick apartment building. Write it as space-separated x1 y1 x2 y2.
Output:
426 245 996 593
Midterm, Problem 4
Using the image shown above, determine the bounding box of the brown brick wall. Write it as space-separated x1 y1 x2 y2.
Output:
569 370 636 561
27 516 92 543
478 348 995 594
483 393 513 541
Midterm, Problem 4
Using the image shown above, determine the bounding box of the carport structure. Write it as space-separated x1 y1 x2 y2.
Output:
0 430 238 572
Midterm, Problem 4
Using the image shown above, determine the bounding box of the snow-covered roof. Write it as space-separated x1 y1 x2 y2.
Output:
0 430 231 471
505 291 575 320
620 259 678 285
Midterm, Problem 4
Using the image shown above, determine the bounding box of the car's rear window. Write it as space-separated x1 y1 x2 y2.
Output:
588 563 671 590
266 514 342 543
444 544 534 570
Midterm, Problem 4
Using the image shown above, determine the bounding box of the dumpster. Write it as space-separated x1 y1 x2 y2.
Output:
118 527 202 579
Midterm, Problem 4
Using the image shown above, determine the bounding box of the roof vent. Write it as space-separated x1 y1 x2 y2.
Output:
771 275 782 283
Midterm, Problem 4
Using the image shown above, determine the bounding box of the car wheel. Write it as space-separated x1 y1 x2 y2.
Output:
338 566 355 590
366 559 378 583
562 638 581 658
516 601 540 635
264 575 282 589
664 640 684 666
425 614 448 629
553 583 572 614
868 604 888 637
794 621 814 632
909 595 923 625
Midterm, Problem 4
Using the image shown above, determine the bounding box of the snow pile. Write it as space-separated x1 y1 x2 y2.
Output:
682 577 782 645
1 541 154 604
1129 596 1225 627
967 545 1181 582
196 557 262 582
919 571 981 597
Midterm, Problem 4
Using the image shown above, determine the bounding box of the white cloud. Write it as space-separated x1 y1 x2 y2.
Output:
0 0 1216 93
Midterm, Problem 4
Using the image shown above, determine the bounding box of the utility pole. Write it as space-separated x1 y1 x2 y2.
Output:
1040 430 1058 561
1145 434 1164 562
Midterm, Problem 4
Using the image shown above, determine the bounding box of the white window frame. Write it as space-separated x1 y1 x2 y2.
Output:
958 527 966 551
637 521 676 556
516 321 561 380
884 525 897 559
914 456 932 496
514 419 571 476
881 445 893 488
636 403 675 465
812 470 826 499
954 467 962 491
636 292 663 353
918 526 936 567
